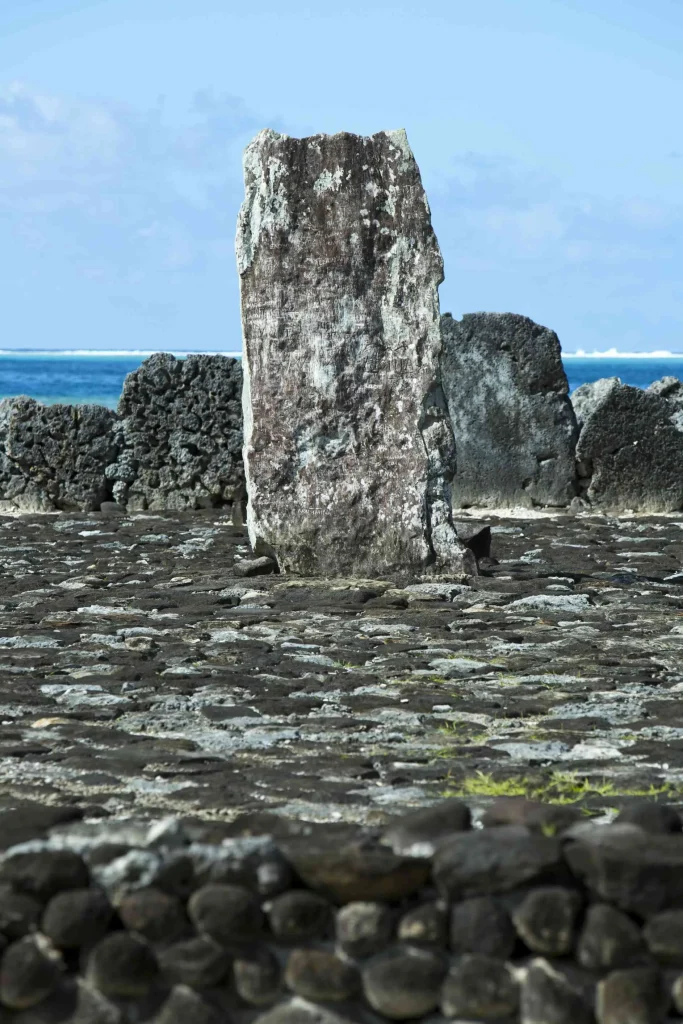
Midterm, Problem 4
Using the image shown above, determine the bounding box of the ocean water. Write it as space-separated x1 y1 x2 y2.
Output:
0 351 680 408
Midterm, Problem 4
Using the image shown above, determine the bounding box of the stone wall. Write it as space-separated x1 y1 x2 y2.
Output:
110 353 245 511
0 798 681 1021
0 355 245 515
0 397 117 513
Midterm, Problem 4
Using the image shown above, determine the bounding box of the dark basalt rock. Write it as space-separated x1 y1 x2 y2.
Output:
155 985 222 1024
596 966 669 1024
576 903 647 972
564 828 683 918
0 934 64 1010
450 896 516 960
441 312 578 509
481 796 582 835
41 887 113 949
111 353 244 511
158 935 231 989
360 947 447 1020
440 953 519 1020
0 889 43 939
284 948 360 1002
397 901 446 948
513 885 582 957
237 128 474 577
117 887 189 945
382 797 471 856
614 801 682 834
433 826 564 899
0 850 90 902
233 946 282 1006
520 957 593 1024
574 376 683 511
266 890 332 942
187 883 264 945
86 931 159 998
643 910 683 966
337 901 394 957
278 834 430 904
0 397 117 512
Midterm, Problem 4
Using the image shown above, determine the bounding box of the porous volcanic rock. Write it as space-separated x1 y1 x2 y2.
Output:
110 353 244 511
236 127 474 577
574 376 683 511
0 397 117 512
440 312 578 508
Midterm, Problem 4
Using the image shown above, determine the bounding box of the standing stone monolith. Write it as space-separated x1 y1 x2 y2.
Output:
441 312 578 509
236 128 474 577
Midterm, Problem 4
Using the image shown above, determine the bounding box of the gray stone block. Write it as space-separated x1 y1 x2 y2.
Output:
441 311 578 509
574 377 683 512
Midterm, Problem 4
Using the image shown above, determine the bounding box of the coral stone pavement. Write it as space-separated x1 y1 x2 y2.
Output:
0 506 680 829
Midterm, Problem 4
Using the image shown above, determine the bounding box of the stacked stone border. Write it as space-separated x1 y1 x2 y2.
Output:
0 354 246 516
0 797 683 1021
1 343 681 518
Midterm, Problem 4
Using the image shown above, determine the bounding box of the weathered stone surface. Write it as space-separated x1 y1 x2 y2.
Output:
233 946 282 1006
397 902 446 948
336 901 394 958
278 835 430 904
643 909 683 965
440 312 578 508
237 128 474 577
576 903 646 972
41 887 113 949
433 826 563 899
520 957 592 1024
361 947 446 1020
0 397 117 512
0 934 63 1009
382 798 471 857
284 948 359 1002
440 953 519 1020
575 377 683 511
450 896 516 960
111 353 244 511
512 885 582 956
596 966 669 1024
86 932 158 998
565 829 683 918
187 883 263 945
267 891 332 943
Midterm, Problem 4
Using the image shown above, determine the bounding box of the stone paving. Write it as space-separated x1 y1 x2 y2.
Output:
0 507 681 830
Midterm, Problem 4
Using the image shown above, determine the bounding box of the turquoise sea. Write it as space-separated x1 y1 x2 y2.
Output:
0 351 680 408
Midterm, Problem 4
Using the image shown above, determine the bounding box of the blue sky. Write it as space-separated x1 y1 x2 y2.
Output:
0 0 681 353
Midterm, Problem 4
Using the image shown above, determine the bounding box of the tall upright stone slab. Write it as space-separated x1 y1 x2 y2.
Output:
237 128 474 577
441 312 578 509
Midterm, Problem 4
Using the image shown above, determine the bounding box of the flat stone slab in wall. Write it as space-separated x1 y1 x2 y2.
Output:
111 353 245 511
575 376 683 512
0 397 116 512
237 128 473 577
441 312 578 509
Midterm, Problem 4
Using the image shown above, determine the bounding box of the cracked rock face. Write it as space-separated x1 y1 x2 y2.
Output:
0 398 117 512
441 312 578 509
236 128 474 577
575 377 683 512
112 354 245 511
